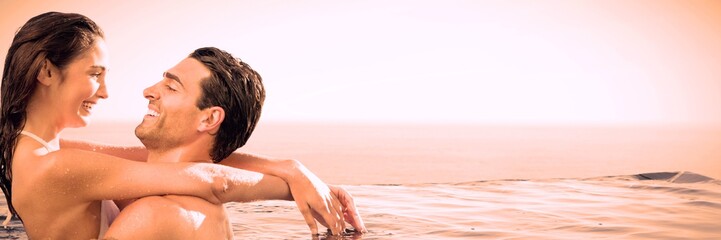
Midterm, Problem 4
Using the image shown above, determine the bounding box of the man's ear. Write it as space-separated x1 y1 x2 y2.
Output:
37 59 59 86
198 106 225 134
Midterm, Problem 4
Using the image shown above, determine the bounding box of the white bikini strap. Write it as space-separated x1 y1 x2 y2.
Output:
19 130 55 152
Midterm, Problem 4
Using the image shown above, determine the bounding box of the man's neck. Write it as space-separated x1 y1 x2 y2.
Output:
147 146 213 163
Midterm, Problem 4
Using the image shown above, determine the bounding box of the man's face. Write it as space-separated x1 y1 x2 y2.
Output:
135 57 210 150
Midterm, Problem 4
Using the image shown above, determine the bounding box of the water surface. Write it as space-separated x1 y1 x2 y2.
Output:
1 123 719 239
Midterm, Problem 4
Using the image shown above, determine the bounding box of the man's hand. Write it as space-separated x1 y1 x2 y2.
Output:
312 185 366 234
218 154 367 235
286 162 367 236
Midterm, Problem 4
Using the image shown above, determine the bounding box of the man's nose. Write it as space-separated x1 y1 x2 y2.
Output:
143 84 159 100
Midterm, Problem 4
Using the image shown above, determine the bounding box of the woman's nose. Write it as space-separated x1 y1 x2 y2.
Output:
96 82 108 99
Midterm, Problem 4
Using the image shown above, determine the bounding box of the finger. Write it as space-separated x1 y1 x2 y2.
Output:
311 208 329 228
295 201 319 236
315 200 342 235
346 205 366 233
331 196 346 231
338 189 367 233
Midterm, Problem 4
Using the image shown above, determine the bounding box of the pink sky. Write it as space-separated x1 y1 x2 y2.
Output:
1 0 720 126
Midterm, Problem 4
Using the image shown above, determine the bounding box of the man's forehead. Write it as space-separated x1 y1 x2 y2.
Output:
166 57 211 85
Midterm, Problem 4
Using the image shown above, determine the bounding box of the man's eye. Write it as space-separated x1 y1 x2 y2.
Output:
90 73 101 78
166 85 177 91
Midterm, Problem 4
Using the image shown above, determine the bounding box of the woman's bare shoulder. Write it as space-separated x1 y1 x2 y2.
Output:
13 140 118 191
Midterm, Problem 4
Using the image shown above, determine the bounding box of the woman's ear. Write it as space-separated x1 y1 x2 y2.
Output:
198 106 225 134
37 59 59 86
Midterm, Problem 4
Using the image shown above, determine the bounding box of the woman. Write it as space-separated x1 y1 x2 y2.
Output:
1 12 363 239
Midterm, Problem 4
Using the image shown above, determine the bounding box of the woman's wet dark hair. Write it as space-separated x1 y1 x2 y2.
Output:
0 12 104 218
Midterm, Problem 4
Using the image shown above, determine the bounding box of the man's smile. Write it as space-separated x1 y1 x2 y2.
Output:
146 104 161 117
143 104 161 123
146 109 160 117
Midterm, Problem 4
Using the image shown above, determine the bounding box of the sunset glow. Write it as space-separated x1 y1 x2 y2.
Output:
2 0 720 125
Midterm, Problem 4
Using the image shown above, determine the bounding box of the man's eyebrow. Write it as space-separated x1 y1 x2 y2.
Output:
164 72 184 87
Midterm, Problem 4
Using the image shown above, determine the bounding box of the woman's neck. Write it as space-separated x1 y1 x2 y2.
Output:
23 95 63 149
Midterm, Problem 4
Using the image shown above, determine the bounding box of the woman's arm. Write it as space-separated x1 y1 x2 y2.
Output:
45 149 292 205
61 139 300 180
62 139 312 184
57 140 366 234
60 138 147 162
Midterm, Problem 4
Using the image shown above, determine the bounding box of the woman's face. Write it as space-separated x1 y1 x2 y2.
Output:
56 37 110 128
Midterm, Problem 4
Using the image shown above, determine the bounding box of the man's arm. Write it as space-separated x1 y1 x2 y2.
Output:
59 139 366 234
221 154 367 234
219 152 296 179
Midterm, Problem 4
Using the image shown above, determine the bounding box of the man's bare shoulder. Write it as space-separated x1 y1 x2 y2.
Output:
162 195 226 213
104 196 232 239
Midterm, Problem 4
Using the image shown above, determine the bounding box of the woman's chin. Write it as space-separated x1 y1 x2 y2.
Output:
67 116 91 128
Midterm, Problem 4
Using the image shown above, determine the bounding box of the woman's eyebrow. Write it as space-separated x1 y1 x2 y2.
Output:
89 65 106 71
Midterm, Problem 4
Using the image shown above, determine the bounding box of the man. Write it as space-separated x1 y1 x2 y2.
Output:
90 47 364 238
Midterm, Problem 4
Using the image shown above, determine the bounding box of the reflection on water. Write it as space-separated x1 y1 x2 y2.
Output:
2 172 719 239
242 173 721 239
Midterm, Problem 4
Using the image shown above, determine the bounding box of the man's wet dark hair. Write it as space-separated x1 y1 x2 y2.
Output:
190 47 265 163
